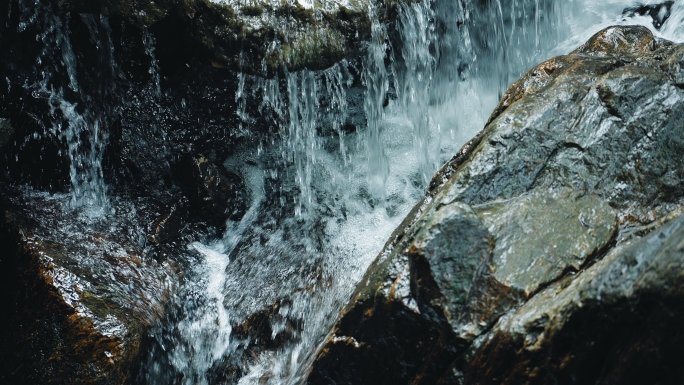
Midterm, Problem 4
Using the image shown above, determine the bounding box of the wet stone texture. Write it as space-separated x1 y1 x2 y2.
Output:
175 154 247 226
49 0 375 74
308 25 684 384
0 187 200 385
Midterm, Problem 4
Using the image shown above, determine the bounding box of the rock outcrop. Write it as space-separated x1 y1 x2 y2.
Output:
48 0 376 74
0 189 188 384
308 25 684 384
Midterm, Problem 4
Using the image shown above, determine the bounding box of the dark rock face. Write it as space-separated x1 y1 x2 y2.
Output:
308 25 684 384
175 154 247 226
0 1 249 382
47 0 374 74
0 118 15 148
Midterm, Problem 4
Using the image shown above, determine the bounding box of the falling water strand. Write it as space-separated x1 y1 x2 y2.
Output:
21 2 112 212
143 30 161 97
396 0 438 185
323 60 352 166
362 5 390 199
235 71 250 126
284 69 319 216
235 61 354 218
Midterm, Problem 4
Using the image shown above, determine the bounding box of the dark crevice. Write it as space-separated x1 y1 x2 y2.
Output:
622 1 674 30
561 141 585 152
597 85 624 120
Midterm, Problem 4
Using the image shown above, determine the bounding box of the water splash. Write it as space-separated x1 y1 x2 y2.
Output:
143 169 265 384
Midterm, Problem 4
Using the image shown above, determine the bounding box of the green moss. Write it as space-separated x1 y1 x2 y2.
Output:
272 28 348 71
241 5 264 17
81 292 113 319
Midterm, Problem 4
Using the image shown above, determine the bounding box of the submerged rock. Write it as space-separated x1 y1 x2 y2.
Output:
308 25 684 384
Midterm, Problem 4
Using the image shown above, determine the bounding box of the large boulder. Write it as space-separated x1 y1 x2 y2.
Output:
466 207 684 385
308 25 684 384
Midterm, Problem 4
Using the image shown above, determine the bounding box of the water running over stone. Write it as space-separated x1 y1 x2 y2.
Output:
16 1 118 213
143 1 684 384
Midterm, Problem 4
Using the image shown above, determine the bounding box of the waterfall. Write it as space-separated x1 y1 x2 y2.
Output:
138 0 684 384
17 1 117 214
395 0 438 186
363 4 391 199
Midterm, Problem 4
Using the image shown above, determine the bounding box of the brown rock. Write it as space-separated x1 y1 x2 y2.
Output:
0 189 178 385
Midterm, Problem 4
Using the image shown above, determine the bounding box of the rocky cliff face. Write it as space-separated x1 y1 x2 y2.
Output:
308 25 684 384
48 0 376 74
2 0 683 381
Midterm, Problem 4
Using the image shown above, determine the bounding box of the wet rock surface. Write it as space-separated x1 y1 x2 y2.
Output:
467 208 684 385
0 0 372 380
48 0 375 74
0 186 201 384
308 25 684 384
175 154 247 226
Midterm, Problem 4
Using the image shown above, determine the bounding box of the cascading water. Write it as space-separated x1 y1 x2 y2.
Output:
17 1 117 213
395 0 438 186
363 5 391 199
139 0 684 384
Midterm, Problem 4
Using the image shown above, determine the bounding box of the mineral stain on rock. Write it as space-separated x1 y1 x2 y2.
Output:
0 191 179 385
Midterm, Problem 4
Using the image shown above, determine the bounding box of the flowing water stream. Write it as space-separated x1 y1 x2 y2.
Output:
142 1 684 384
11 0 684 383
